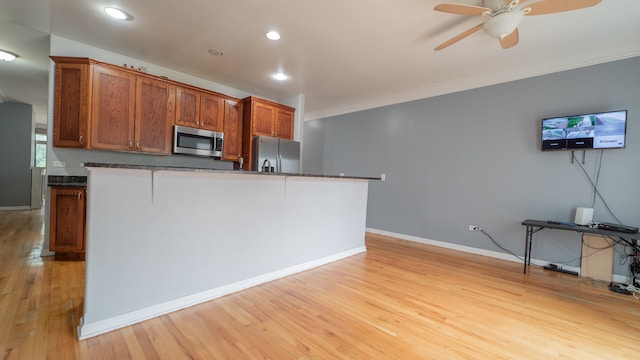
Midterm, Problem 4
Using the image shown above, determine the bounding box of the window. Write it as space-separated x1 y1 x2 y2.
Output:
35 131 47 167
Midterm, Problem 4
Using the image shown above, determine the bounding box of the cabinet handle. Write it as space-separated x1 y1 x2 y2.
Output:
129 141 133 149
136 142 140 150
79 135 83 145
77 192 81 200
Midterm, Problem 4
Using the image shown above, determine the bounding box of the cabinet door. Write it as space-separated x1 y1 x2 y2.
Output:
135 77 174 154
252 101 275 137
49 187 86 254
274 108 294 140
90 65 136 151
222 99 243 161
200 93 224 132
53 63 89 148
175 86 200 128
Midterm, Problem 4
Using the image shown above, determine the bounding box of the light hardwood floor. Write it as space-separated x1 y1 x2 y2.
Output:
2 208 640 359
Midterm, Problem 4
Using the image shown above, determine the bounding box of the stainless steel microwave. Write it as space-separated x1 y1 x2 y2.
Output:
173 125 224 158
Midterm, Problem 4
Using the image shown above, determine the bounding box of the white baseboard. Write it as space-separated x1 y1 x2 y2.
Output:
78 245 367 340
367 227 525 263
365 228 628 284
40 250 55 257
0 206 30 211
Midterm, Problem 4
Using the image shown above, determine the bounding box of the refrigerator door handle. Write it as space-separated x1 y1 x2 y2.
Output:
277 153 282 173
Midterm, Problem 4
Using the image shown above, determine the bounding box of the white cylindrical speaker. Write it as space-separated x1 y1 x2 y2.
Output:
574 207 594 225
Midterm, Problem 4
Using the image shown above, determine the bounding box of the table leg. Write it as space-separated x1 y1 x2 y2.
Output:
524 225 533 274
527 227 533 273
523 226 528 273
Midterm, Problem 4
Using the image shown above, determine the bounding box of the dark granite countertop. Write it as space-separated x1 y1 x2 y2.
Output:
83 162 381 181
48 175 87 187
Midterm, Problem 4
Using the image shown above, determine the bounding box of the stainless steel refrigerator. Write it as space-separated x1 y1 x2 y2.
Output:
253 136 300 173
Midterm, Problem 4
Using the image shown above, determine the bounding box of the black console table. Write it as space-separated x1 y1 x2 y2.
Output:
521 219 640 274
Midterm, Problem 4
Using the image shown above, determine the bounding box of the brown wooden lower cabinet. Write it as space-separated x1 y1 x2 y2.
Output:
49 186 86 260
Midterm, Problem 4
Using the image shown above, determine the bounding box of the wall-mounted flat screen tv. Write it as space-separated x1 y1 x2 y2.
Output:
541 110 628 151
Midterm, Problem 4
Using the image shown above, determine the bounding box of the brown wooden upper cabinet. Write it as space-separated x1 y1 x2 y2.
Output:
174 86 200 128
135 77 174 153
175 86 224 132
90 65 173 154
52 57 174 155
52 56 245 163
53 61 89 148
200 92 225 132
90 65 136 152
222 99 243 161
241 96 295 170
274 107 294 140
243 96 294 140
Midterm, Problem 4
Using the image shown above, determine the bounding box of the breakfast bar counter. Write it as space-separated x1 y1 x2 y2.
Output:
78 163 377 339
81 162 381 181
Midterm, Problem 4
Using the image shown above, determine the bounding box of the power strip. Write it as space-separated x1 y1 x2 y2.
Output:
543 264 578 276
609 282 632 295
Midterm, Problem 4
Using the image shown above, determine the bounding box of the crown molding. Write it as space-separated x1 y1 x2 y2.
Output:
304 42 640 121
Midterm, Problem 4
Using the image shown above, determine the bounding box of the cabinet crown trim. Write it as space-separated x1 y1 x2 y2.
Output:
50 56 240 102
242 96 295 112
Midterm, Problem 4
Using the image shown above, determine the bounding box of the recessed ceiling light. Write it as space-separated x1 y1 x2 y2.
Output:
273 72 288 81
266 31 281 41
0 50 18 61
104 7 132 21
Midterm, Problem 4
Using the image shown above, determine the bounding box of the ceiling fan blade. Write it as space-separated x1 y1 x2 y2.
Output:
499 28 519 49
434 23 483 51
434 4 492 16
525 0 601 16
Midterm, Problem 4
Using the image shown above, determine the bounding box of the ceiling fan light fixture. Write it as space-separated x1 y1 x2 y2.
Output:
433 0 603 50
0 49 18 61
482 12 523 38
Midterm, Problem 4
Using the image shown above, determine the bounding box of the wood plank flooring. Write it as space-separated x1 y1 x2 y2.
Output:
2 208 640 359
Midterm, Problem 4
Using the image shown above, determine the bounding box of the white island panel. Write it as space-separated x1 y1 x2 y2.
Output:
79 167 370 339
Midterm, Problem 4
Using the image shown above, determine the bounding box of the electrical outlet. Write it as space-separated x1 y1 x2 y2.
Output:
468 225 481 231
53 161 66 167
380 173 386 181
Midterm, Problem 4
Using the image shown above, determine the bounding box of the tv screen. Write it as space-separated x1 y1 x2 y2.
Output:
541 110 628 151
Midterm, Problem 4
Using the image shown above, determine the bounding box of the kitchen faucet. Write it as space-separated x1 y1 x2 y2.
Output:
262 158 272 172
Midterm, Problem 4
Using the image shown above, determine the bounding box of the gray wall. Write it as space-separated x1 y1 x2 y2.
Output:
303 56 640 276
0 102 34 207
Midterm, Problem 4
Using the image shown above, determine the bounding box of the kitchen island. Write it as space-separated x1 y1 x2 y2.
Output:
78 163 378 339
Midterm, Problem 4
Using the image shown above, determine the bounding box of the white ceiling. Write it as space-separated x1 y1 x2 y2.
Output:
1 0 639 126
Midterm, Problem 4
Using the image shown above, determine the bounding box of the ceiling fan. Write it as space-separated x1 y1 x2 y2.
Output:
433 0 602 50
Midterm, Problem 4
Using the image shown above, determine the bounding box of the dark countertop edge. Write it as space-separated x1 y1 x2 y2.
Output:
47 175 88 187
83 163 381 181
48 183 87 187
